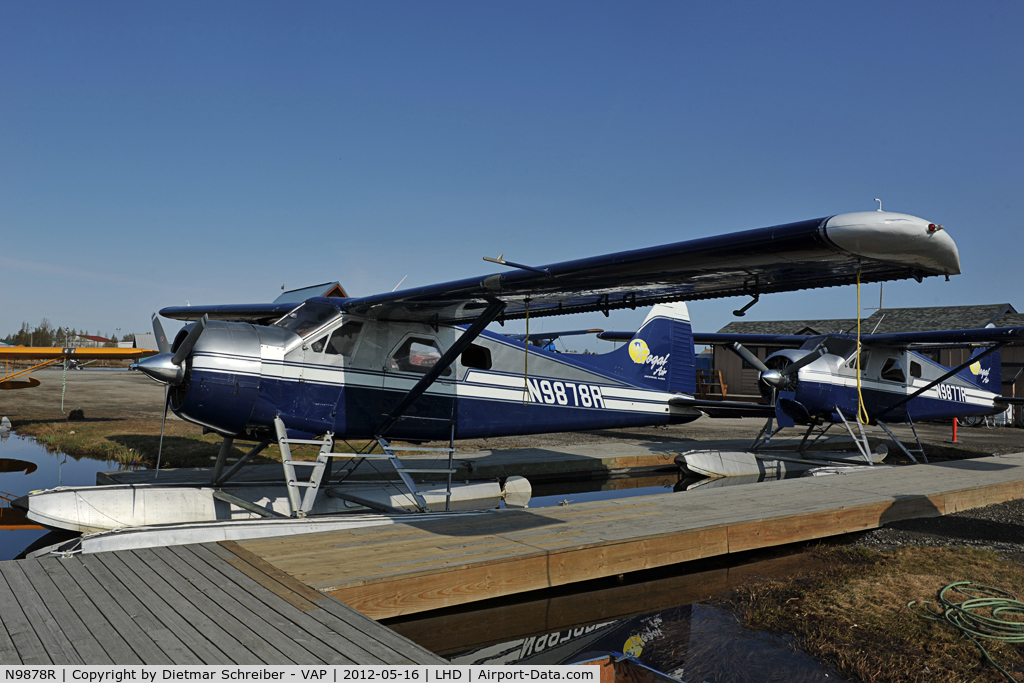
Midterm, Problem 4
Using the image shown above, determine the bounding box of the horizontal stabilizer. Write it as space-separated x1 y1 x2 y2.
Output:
668 396 775 418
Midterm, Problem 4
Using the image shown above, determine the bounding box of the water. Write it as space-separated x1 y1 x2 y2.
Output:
0 431 129 560
388 551 846 682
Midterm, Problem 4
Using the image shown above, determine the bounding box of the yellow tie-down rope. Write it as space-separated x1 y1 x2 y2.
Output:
523 298 530 405
855 268 870 424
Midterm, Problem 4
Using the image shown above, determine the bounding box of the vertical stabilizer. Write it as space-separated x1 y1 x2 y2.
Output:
959 346 1001 390
576 303 696 393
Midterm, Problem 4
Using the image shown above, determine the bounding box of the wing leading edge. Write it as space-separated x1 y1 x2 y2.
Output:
161 211 959 325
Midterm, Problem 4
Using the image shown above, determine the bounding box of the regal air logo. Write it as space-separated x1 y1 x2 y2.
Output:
970 360 991 384
628 338 670 378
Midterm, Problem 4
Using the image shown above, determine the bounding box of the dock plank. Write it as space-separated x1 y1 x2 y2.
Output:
17 560 112 664
188 544 384 664
1 543 442 665
163 546 332 665
0 563 78 664
147 546 298 665
35 557 142 664
207 543 433 665
61 556 176 664
109 550 257 664
89 552 216 664
236 453 1024 619
0 608 20 665
0 569 46 664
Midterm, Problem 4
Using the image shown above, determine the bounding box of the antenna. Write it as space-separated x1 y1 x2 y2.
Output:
874 198 883 212
392 274 409 292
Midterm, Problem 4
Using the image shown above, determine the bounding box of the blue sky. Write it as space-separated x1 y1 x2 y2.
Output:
1 2 1021 348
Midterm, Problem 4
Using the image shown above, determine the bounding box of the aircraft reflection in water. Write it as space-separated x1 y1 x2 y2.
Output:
446 603 841 681
17 211 965 539
0 458 37 475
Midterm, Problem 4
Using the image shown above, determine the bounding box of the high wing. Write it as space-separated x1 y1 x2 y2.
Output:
692 326 1024 348
161 211 959 325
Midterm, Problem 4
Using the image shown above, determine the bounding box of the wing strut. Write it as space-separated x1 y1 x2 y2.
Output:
876 343 1005 420
375 299 508 438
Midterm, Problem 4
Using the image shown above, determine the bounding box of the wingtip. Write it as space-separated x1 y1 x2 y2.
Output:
824 211 961 277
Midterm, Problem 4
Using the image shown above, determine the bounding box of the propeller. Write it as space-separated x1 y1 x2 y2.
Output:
730 341 826 406
152 313 170 354
730 342 770 374
134 313 209 477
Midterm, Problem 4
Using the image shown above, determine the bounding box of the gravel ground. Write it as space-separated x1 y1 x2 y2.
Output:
851 498 1024 560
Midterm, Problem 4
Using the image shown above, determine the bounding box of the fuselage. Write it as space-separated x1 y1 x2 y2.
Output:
165 304 700 440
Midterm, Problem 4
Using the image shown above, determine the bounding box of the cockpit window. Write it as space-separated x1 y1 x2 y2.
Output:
273 302 342 337
325 322 364 357
818 337 858 359
390 337 452 376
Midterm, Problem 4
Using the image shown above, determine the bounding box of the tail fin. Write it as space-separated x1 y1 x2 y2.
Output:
578 302 696 393
960 346 1001 390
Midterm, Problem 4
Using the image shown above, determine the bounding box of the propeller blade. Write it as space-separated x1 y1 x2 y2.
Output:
170 314 209 366
151 313 170 354
781 346 826 376
155 385 169 479
730 342 770 374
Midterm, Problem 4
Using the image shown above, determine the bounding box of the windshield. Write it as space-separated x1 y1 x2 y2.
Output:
272 302 342 337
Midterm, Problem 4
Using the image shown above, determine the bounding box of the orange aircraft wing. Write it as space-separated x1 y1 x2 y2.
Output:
0 347 157 360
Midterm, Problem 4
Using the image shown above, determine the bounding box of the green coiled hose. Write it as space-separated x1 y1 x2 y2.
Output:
909 581 1024 682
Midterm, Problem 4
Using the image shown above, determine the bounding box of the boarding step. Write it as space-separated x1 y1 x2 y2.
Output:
273 416 336 517
375 436 431 512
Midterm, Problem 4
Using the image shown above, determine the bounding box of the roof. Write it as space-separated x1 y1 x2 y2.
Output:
718 303 1018 336
133 333 159 351
273 282 348 304
996 313 1024 328
717 318 858 336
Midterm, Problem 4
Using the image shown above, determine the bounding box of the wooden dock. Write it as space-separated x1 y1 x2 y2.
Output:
235 453 1024 619
97 441 692 486
0 542 443 665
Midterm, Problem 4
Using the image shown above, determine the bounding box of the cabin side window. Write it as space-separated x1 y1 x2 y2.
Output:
390 337 452 376
325 322 364 357
910 361 922 379
880 358 906 383
310 336 327 353
461 343 492 370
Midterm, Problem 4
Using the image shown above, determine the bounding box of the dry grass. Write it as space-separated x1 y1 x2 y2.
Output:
723 545 1024 683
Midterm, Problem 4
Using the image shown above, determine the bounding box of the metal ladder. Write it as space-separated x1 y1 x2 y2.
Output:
877 414 928 464
372 436 460 512
834 406 875 464
274 416 337 517
272 416 458 516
